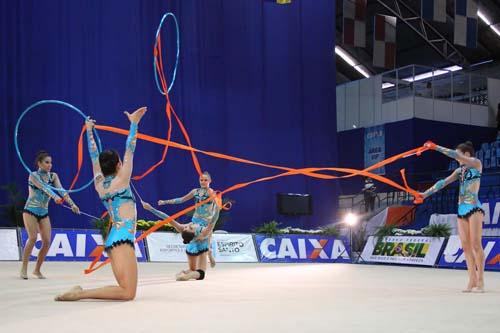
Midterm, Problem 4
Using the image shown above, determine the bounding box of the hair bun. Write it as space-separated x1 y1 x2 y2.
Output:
35 150 51 168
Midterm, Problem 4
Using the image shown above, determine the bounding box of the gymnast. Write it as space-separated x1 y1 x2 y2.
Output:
157 172 220 280
20 151 80 279
55 106 146 301
420 141 485 292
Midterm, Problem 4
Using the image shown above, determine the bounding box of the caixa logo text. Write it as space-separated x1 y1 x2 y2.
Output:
258 236 350 261
21 229 144 260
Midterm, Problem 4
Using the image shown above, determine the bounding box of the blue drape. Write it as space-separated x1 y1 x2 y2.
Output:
1 0 338 231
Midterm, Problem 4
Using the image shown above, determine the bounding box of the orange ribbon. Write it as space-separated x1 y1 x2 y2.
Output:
80 32 431 274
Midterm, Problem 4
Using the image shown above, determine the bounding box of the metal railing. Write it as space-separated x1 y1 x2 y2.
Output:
424 184 500 215
338 171 500 218
339 190 413 215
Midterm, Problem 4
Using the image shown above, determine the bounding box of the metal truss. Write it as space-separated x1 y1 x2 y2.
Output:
375 0 470 67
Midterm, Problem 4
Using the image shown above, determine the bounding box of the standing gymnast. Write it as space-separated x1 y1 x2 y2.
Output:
55 106 147 301
420 141 485 292
157 172 220 280
20 151 80 280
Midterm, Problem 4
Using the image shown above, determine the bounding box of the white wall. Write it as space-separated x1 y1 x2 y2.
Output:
336 76 383 131
414 97 433 120
381 100 397 123
345 82 360 129
337 75 493 131
359 78 375 127
452 103 470 124
397 97 414 121
373 76 383 126
471 104 490 127
488 78 500 127
336 85 346 131
433 99 453 123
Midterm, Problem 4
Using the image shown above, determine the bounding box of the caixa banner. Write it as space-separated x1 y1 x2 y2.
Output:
483 200 500 230
20 228 147 262
438 235 500 271
255 235 351 263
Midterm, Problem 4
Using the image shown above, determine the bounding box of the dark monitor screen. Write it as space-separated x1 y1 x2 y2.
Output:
277 193 312 216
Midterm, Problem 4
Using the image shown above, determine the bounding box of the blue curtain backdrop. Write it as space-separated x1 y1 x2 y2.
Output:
0 0 338 231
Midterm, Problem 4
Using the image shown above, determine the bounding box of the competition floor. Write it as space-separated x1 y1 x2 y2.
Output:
0 262 499 333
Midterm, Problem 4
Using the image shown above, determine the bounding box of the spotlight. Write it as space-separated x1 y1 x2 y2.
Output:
344 212 358 226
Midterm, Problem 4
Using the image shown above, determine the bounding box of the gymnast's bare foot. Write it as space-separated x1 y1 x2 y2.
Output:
54 286 83 301
177 271 199 281
20 265 28 280
208 250 216 268
474 280 485 293
462 280 477 293
32 270 46 279
175 270 190 280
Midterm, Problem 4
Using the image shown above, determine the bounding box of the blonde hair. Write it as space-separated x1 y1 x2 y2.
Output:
201 171 212 181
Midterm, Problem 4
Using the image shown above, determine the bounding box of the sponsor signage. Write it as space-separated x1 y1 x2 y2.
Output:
20 228 147 261
364 125 385 174
361 236 444 266
212 234 258 262
0 229 20 260
255 235 351 263
483 200 500 230
146 232 186 262
146 232 259 262
438 235 500 271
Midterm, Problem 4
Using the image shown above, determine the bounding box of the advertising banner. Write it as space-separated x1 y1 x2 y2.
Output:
20 228 147 261
438 235 500 271
361 236 444 266
255 235 351 263
364 125 385 174
0 229 20 260
147 232 259 262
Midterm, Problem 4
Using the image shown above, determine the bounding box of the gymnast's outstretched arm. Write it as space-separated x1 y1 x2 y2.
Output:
158 189 196 205
141 201 184 232
420 168 460 199
53 173 80 214
121 107 147 183
425 142 481 169
85 117 103 186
